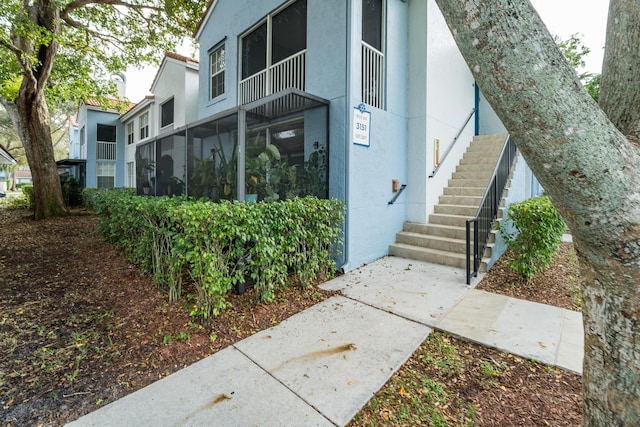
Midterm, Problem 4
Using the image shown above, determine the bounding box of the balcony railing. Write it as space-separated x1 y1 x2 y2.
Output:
239 50 306 105
362 41 384 109
97 141 117 160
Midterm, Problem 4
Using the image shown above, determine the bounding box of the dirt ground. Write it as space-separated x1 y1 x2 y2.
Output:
352 242 582 426
1 209 582 426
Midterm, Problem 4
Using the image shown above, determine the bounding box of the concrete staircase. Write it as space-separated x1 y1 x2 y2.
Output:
389 134 509 271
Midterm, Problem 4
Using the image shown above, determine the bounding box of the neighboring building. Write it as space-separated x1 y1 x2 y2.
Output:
14 168 32 185
120 52 200 194
74 99 125 188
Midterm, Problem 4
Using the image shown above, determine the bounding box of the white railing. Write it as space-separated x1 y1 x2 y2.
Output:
239 50 306 105
97 141 117 160
362 42 384 109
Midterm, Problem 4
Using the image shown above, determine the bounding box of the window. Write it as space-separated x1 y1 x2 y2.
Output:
126 122 134 145
139 112 149 139
362 0 383 51
210 45 225 99
96 124 116 160
97 162 115 188
80 126 86 159
127 161 135 188
160 98 174 128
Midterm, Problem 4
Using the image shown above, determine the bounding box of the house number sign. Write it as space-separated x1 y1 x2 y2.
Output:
352 103 371 147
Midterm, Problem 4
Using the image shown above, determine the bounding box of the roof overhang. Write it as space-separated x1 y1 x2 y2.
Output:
0 144 17 165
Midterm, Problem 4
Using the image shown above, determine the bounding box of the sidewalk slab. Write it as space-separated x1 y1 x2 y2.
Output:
234 295 431 426
321 256 471 325
556 309 584 373
67 346 333 427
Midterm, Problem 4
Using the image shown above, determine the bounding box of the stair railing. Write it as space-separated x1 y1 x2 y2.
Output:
466 135 517 284
429 108 475 178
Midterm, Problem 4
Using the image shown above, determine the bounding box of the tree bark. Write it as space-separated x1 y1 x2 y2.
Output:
435 1 640 425
599 0 640 142
3 2 66 219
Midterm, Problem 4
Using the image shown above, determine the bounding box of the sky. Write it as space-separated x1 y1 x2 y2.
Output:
124 0 610 102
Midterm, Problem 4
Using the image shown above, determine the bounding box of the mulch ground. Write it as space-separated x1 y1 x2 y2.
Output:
1 209 583 426
0 209 337 426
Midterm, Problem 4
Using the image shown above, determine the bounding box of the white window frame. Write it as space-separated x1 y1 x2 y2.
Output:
126 122 134 145
126 161 135 188
96 124 117 161
139 112 149 140
210 44 225 99
96 162 116 188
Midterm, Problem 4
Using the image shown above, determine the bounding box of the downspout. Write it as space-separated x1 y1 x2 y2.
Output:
339 0 353 273
474 82 480 135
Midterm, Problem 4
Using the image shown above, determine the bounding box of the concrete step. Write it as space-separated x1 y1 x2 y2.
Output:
455 164 497 173
389 243 488 272
395 231 493 257
451 171 494 181
428 213 470 228
448 178 491 188
434 204 480 217
443 186 486 197
438 195 483 206
402 222 468 240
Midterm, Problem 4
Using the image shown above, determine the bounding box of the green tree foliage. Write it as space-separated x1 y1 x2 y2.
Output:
554 33 601 101
0 0 208 218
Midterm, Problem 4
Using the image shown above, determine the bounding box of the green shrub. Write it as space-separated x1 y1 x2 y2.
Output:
21 184 34 209
1 194 30 210
92 190 345 322
500 196 566 280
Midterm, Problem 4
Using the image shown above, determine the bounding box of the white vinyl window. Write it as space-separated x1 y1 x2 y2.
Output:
210 45 225 99
97 162 115 188
126 122 134 145
139 112 149 140
126 161 135 188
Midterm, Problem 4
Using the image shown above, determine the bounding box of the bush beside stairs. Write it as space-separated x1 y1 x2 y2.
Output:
389 134 510 272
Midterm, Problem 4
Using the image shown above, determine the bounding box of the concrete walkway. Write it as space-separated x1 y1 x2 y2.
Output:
67 256 583 427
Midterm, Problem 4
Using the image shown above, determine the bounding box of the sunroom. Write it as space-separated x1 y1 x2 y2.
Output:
135 88 329 202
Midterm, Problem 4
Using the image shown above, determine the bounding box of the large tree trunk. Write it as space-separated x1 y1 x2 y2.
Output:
3 94 65 219
4 2 66 219
435 1 640 425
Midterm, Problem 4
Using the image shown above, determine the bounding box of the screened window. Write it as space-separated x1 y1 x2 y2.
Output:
161 98 174 128
210 45 226 99
97 162 115 188
362 0 383 51
241 0 307 79
139 112 149 139
96 124 116 160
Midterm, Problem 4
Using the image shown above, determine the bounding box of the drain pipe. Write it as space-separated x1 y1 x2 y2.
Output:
338 0 353 273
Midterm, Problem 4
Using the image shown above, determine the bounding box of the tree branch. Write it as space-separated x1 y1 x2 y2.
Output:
62 0 162 18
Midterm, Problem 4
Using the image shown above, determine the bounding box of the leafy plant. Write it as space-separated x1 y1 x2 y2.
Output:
92 190 345 322
500 196 566 280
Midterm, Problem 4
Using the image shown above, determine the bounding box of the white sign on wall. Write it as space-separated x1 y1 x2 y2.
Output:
352 103 371 147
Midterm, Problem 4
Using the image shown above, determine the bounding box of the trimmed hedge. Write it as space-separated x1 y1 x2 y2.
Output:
92 191 345 322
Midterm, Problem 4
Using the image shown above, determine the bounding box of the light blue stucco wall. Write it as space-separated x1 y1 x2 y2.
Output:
80 107 125 188
340 0 410 269
195 0 477 272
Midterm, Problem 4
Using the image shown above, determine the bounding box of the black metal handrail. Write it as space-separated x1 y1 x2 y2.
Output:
388 184 407 205
429 108 475 178
466 135 517 284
